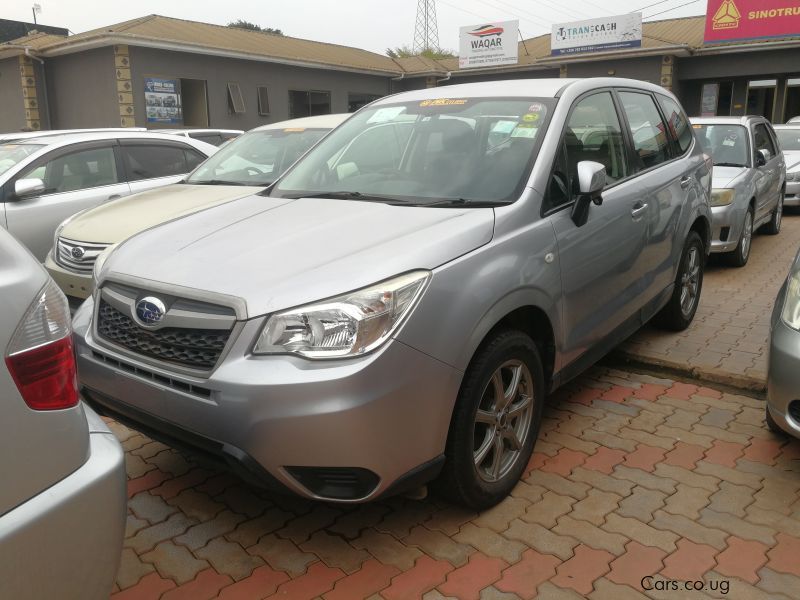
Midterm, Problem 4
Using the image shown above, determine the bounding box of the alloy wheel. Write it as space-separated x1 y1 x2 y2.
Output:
680 246 701 317
473 360 534 483
741 211 753 262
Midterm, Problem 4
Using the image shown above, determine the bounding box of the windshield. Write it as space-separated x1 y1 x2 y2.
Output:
776 128 800 152
0 143 43 177
271 97 555 205
692 124 749 167
186 128 330 186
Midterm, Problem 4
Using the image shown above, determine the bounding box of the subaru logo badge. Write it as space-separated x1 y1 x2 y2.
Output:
135 296 167 326
71 246 85 259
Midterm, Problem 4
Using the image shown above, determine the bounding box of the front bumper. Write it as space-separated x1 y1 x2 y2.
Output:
44 251 93 300
785 180 800 206
709 202 743 254
0 404 126 600
73 296 462 502
767 315 800 439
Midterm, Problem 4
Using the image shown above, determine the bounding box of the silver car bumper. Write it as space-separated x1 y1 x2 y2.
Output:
785 180 800 206
767 297 800 438
73 296 461 503
709 203 743 254
0 404 126 600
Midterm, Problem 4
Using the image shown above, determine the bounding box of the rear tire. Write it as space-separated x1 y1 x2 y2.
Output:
653 231 704 331
764 192 783 235
726 207 753 267
435 330 544 510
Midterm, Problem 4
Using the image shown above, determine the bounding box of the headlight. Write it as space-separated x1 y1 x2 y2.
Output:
710 188 735 207
782 272 800 330
254 271 430 358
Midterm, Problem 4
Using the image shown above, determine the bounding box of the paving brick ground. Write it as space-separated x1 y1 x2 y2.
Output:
619 212 800 392
106 366 800 599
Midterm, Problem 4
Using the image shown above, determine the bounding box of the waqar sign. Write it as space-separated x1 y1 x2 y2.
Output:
459 20 519 69
705 0 800 43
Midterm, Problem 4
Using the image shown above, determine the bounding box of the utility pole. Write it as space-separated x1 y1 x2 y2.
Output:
413 0 440 54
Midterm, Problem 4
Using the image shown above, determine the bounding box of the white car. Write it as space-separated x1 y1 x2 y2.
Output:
0 128 147 143
152 128 243 146
0 131 217 260
775 125 800 206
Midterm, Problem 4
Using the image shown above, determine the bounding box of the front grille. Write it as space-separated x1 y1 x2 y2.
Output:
90 350 212 398
56 237 111 273
96 300 231 370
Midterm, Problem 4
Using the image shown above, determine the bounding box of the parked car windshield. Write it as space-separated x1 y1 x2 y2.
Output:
692 124 749 167
0 143 43 177
776 128 800 151
186 128 329 186
271 97 555 205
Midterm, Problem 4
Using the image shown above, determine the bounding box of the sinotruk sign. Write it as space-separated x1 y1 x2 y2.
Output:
551 12 642 56
459 20 519 69
704 0 800 43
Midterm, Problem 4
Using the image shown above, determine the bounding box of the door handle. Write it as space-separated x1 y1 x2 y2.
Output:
107 194 122 201
631 202 648 218
680 176 692 189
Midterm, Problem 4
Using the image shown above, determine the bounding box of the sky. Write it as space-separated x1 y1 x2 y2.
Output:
4 0 708 54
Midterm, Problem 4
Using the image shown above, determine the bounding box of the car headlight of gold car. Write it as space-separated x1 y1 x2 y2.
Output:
710 188 735 207
254 271 430 358
781 272 800 330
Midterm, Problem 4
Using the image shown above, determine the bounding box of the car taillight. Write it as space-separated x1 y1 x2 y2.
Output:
4 279 78 410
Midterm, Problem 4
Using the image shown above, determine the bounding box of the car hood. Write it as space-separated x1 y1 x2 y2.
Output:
61 184 263 243
712 165 748 189
102 195 495 317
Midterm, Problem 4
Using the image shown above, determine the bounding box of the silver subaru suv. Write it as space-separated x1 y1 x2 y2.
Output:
75 79 712 508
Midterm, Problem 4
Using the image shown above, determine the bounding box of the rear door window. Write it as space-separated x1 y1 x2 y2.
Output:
121 144 189 181
619 91 672 170
657 95 693 154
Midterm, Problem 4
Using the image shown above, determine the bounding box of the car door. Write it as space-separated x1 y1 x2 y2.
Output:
4 141 130 260
753 122 781 221
119 140 205 194
548 90 648 366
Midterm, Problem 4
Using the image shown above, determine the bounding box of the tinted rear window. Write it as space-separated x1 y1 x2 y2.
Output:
122 144 189 181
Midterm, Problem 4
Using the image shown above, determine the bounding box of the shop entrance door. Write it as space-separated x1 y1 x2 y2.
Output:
784 79 800 123
747 80 777 121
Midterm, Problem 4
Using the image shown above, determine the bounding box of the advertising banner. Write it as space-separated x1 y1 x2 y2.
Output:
701 83 720 116
459 20 519 69
144 77 183 125
551 13 642 56
705 0 800 43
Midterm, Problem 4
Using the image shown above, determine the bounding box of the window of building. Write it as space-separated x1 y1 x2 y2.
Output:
122 144 189 181
227 83 246 114
657 94 693 154
747 80 777 121
784 78 800 123
289 90 331 119
347 93 381 112
257 86 270 116
618 91 672 170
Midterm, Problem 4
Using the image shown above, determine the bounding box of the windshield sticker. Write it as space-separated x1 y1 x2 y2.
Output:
522 113 540 123
722 133 739 147
692 124 703 129
419 98 468 107
528 102 545 113
511 125 538 138
283 127 306 132
491 120 517 134
367 106 406 124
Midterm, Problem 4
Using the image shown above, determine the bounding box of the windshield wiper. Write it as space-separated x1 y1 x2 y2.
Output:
713 162 745 168
284 191 409 204
418 198 511 208
189 180 253 186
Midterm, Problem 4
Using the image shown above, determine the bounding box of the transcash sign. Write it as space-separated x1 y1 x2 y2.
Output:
459 20 519 69
551 12 642 56
704 0 800 43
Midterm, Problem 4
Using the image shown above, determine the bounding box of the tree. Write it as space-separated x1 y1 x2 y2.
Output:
227 19 283 36
386 45 456 59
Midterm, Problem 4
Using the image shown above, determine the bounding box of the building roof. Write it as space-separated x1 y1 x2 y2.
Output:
0 18 67 44
1 13 799 77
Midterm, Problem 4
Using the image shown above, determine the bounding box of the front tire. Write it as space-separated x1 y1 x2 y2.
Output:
726 207 753 267
436 330 544 509
653 231 704 331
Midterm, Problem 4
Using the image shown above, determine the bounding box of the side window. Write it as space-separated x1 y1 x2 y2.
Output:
619 91 672 170
122 144 189 181
20 146 119 194
754 124 777 159
657 94 693 154
184 149 206 171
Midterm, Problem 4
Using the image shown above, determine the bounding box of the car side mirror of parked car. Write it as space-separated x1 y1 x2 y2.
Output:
756 150 770 167
571 161 606 227
14 178 46 199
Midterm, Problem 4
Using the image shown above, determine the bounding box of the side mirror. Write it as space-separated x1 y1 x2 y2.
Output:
571 161 606 227
14 178 46 199
756 149 770 167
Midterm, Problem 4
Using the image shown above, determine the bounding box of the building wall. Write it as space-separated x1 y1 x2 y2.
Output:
45 47 119 128
565 56 663 83
128 47 393 129
0 57 25 132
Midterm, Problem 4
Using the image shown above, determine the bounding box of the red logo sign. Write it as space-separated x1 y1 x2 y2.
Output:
704 0 800 43
469 24 505 37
